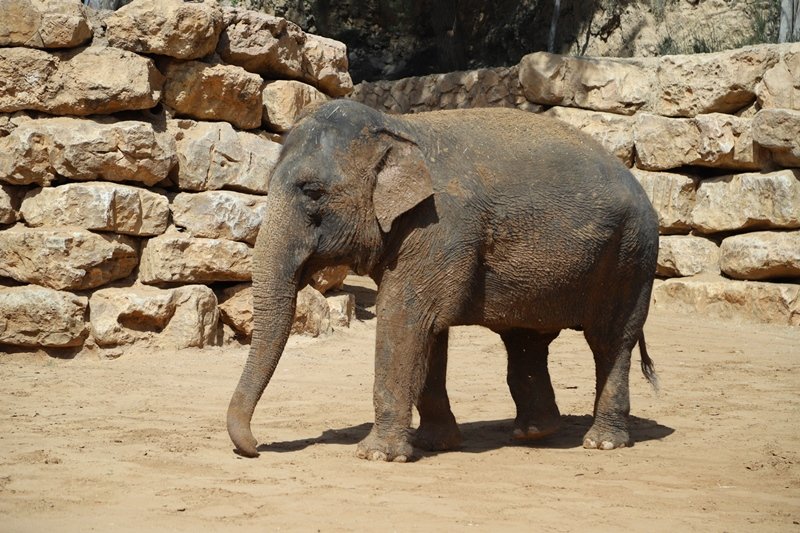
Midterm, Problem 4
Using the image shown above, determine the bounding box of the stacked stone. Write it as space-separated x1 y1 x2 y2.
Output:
353 45 800 326
0 0 354 353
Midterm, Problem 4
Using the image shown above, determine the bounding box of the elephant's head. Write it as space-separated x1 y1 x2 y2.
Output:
227 100 434 457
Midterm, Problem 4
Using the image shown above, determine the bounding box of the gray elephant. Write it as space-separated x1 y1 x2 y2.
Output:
227 100 659 462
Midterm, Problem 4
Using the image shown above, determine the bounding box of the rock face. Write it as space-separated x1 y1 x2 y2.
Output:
544 107 635 166
0 185 20 224
752 109 800 168
217 283 254 338
326 291 355 328
292 285 331 337
0 0 93 49
656 235 720 277
631 169 697 235
757 46 800 110
106 0 224 60
262 80 329 132
170 191 267 245
719 231 800 281
0 285 88 347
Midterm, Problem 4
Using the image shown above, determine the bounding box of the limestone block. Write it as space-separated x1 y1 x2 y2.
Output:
544 107 635 166
634 113 761 171
653 277 800 326
293 285 331 337
89 285 220 349
300 34 353 98
0 115 175 187
106 0 223 60
719 231 800 281
0 225 138 290
20 182 169 236
0 0 92 49
138 232 252 284
691 170 800 234
161 60 263 130
0 47 163 115
326 291 355 328
262 80 329 133
654 46 779 117
169 119 280 194
171 191 267 245
756 45 800 110
217 283 253 338
630 169 697 234
752 109 800 168
0 185 21 224
0 285 88 347
656 235 720 277
310 266 349 295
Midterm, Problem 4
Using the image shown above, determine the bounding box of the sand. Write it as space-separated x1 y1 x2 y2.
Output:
2 276 799 532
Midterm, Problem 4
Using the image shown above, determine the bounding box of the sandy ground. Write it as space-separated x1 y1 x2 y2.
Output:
1 276 799 532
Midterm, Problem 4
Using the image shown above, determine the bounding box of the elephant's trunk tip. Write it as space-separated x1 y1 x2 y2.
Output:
227 397 260 458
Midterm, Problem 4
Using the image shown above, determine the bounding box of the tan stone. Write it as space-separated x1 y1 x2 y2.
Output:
309 266 349 295
168 119 280 194
630 169 697 235
171 191 267 244
20 182 169 236
217 283 253 338
0 116 176 187
544 107 635 166
326 291 355 328
106 0 223 60
691 170 800 234
138 232 252 284
752 109 800 168
300 33 353 98
262 80 329 133
0 285 88 347
0 0 92 49
653 277 800 326
719 231 800 281
756 45 800 110
656 235 720 277
292 285 331 337
634 113 761 171
89 285 220 349
162 60 263 130
0 185 21 224
0 225 138 290
0 47 163 115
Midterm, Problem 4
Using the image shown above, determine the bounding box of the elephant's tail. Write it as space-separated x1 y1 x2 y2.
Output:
638 332 659 393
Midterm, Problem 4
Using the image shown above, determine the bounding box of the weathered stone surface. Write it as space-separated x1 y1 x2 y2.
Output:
20 182 169 236
0 47 163 115
0 115 175 187
293 285 331 337
0 0 92 49
653 277 800 326
691 170 800 234
326 291 355 328
310 266 349 295
106 0 223 60
262 80 329 133
544 106 635 166
138 232 252 284
90 285 220 349
631 169 697 235
756 45 800 110
218 8 353 97
0 226 138 290
0 184 21 224
217 283 253 338
0 285 88 347
657 235 720 277
171 191 267 245
752 109 800 168
161 60 263 130
168 119 280 194
719 231 800 281
634 113 761 171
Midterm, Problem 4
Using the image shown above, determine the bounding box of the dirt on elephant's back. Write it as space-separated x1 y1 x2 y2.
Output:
2 276 799 531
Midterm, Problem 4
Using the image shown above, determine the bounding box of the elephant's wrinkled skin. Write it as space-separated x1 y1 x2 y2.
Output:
227 100 659 462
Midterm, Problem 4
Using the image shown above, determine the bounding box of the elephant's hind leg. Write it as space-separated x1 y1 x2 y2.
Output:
502 329 561 441
414 330 462 451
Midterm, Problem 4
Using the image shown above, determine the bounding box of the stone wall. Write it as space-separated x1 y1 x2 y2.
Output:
0 0 355 355
353 45 800 326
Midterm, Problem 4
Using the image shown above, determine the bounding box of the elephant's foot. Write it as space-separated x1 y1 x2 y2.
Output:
582 424 630 450
413 418 462 451
356 429 414 462
511 417 561 441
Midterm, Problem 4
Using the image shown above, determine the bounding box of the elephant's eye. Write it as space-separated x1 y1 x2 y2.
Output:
300 181 325 201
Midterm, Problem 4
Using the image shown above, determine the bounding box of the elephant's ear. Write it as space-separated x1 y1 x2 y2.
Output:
372 135 434 233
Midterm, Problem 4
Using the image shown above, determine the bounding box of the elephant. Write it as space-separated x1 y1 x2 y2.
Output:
227 99 659 462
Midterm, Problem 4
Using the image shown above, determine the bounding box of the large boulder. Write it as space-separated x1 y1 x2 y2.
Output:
0 225 138 290
168 119 280 194
20 182 169 236
0 285 88 347
217 283 254 338
756 45 800 110
691 170 800 234
170 191 267 245
630 169 697 235
262 80 329 133
161 60 264 130
752 108 800 168
89 284 220 349
656 235 720 277
0 0 92 49
0 47 163 115
719 231 800 281
544 107 635 166
301 34 353 98
0 184 21 224
105 0 224 60
291 285 332 337
0 115 176 187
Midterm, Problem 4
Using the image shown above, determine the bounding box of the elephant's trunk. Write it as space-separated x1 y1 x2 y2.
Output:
227 199 311 457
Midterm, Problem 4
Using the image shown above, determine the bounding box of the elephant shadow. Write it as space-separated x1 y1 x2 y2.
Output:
256 415 674 456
